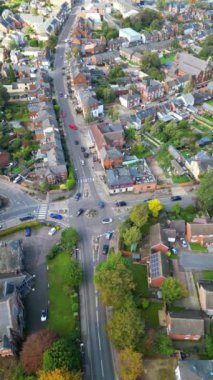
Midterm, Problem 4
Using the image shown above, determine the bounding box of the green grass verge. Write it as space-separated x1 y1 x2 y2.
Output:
172 175 192 184
0 221 42 237
48 252 79 337
190 243 207 251
131 264 149 297
142 302 162 328
202 271 213 280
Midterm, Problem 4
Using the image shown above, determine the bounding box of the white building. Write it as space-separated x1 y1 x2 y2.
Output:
119 28 142 44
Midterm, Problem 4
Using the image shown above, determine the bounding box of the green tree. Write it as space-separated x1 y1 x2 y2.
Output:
24 26 34 36
94 252 135 308
131 143 145 158
84 110 93 124
66 257 83 288
108 65 125 84
153 332 174 356
122 226 141 247
107 300 144 350
196 171 213 216
72 46 80 56
171 202 181 218
0 83 10 111
38 369 82 380
29 38 38 47
183 79 193 93
171 39 180 50
205 335 213 359
141 52 164 80
106 29 119 41
162 277 188 305
129 203 148 228
39 180 50 193
61 227 80 250
125 127 136 141
46 35 58 50
43 338 80 372
119 348 143 380
148 199 163 218
8 65 16 84
108 107 119 122
199 35 213 59
9 40 17 50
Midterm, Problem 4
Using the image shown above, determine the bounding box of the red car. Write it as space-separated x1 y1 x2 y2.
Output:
68 123 78 130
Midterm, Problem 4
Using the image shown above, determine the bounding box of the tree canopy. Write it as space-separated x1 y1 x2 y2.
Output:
122 226 141 247
148 199 163 218
108 65 125 84
129 203 148 228
153 332 174 356
94 252 134 308
61 227 80 250
199 34 213 59
141 52 165 80
162 277 188 305
196 170 213 216
122 9 162 32
118 348 143 380
38 369 82 380
0 84 10 111
20 329 58 375
43 338 81 372
107 300 144 350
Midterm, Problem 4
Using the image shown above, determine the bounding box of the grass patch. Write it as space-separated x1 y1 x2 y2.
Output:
5 102 30 122
0 221 42 237
131 264 149 297
142 302 162 328
202 271 213 280
160 54 175 64
207 100 213 106
172 175 192 184
190 243 207 251
191 121 211 134
48 252 79 337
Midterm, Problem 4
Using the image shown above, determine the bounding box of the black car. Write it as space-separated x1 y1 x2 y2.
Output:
77 208 84 217
115 201 127 207
74 140 79 145
83 152 89 159
75 192 81 201
102 244 109 255
81 147 86 152
19 214 34 222
171 195 182 201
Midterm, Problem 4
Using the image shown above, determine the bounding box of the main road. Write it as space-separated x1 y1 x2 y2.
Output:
53 7 116 380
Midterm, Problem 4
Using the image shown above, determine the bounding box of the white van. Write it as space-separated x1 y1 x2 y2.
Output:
81 160 85 166
48 227 57 236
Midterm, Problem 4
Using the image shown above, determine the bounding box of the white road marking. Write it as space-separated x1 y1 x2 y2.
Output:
101 359 104 377
98 329 101 350
95 296 98 309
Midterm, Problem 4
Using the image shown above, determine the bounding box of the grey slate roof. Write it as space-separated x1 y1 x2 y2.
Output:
198 280 213 310
177 360 213 380
169 310 205 336
0 240 23 275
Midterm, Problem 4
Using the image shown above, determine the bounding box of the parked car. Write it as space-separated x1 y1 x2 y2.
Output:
81 147 86 152
80 343 85 355
41 309 48 322
13 175 23 184
98 201 105 208
19 214 34 222
81 160 85 166
105 231 113 240
171 247 178 255
77 208 84 217
75 192 81 201
49 213 63 220
84 152 89 159
102 244 109 255
48 227 57 236
180 238 188 248
143 198 152 203
74 140 79 145
102 218 113 224
68 123 78 130
171 195 182 201
115 201 127 207
24 227 31 237
0 225 2 230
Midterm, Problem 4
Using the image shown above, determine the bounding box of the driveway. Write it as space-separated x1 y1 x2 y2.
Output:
180 252 213 270
23 227 61 334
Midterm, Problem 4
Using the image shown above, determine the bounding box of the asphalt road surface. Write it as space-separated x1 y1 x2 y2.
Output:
180 252 213 270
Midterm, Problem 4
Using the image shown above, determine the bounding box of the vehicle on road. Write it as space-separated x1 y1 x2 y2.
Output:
59 92 63 97
13 175 23 184
171 195 182 201
102 244 109 255
41 309 48 322
74 140 79 145
77 208 84 217
98 201 105 208
24 227 31 237
143 198 152 203
83 152 89 159
81 147 86 152
115 201 127 207
105 231 113 240
102 218 113 224
64 94 68 98
48 227 57 236
49 213 63 220
0 225 2 230
81 160 85 166
75 192 81 201
19 214 34 222
68 123 78 130
180 238 188 248
80 343 85 355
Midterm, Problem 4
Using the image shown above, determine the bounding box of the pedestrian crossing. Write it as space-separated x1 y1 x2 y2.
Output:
77 177 94 184
37 202 48 220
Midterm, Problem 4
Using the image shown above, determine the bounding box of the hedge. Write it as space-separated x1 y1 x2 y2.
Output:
0 221 42 237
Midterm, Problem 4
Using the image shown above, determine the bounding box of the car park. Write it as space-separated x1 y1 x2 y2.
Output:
49 213 63 220
105 231 113 240
115 201 127 207
171 195 182 201
41 309 48 322
75 192 81 201
102 244 109 255
48 227 57 236
24 227 31 237
77 208 84 217
102 218 113 224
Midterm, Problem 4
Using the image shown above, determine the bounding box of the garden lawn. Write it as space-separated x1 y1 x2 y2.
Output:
131 264 149 297
202 271 213 280
5 102 30 122
48 252 77 337
142 302 162 328
172 175 191 184
160 54 175 64
190 243 207 251
208 100 213 106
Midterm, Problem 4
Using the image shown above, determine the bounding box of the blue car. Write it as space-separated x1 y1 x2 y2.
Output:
75 192 81 201
24 227 31 237
98 201 105 208
49 213 63 220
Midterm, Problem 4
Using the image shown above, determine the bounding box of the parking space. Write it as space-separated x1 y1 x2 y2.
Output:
23 227 61 333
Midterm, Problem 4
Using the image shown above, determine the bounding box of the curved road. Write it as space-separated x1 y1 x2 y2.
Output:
53 9 116 380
